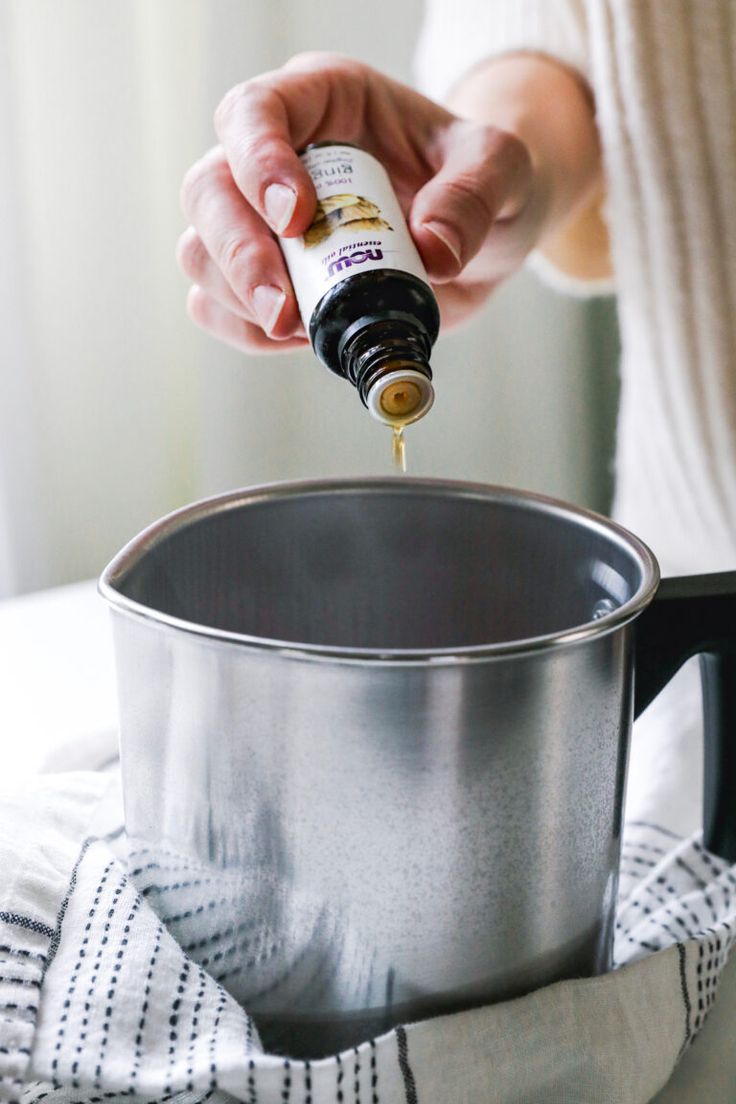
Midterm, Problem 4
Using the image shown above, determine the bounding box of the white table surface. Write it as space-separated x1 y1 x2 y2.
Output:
0 579 118 783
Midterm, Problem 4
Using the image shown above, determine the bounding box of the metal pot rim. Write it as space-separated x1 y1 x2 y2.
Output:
98 477 660 664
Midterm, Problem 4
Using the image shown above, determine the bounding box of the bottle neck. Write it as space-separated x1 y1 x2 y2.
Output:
338 315 433 409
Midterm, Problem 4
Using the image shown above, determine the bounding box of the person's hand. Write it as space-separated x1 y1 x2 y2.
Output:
177 52 600 353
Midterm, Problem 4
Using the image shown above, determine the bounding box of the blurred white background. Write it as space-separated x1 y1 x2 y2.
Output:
0 0 618 598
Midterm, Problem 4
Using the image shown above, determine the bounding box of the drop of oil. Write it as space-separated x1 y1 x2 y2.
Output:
392 426 407 473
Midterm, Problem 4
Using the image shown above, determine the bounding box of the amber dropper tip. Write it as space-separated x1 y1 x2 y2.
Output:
366 367 435 427
380 379 422 419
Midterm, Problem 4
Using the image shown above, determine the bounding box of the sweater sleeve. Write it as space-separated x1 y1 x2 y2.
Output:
414 0 615 298
414 0 591 105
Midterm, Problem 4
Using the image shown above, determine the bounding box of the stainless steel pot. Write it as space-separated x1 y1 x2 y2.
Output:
99 478 736 1058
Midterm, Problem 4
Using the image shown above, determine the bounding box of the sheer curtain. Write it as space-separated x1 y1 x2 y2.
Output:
0 0 617 597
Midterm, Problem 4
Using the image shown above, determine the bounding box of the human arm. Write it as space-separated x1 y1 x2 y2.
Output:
446 52 611 286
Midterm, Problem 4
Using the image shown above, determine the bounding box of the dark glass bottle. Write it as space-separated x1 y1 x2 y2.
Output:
279 142 440 426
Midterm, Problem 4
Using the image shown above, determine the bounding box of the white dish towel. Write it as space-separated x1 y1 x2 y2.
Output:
1 768 735 1104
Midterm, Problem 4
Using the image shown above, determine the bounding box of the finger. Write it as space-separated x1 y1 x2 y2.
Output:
180 148 302 339
177 226 252 320
177 226 309 337
213 54 367 236
187 286 310 354
409 121 532 282
178 228 307 339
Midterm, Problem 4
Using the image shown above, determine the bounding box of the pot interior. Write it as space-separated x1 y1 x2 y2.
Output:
106 483 654 652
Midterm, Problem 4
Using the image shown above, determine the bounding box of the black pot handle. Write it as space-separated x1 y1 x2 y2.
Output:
634 571 736 862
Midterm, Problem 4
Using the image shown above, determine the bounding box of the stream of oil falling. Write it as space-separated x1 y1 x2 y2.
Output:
392 426 406 473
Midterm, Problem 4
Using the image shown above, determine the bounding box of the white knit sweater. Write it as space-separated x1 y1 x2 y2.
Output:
416 0 736 844
416 0 736 578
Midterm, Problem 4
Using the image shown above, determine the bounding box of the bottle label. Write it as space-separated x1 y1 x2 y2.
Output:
279 144 430 326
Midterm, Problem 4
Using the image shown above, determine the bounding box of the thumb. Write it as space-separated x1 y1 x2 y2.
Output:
410 121 532 282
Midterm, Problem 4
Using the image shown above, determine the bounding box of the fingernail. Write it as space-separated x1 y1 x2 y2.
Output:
253 284 287 334
422 221 463 268
264 183 297 233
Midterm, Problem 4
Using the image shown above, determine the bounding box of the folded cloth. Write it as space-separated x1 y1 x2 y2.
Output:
2 771 735 1104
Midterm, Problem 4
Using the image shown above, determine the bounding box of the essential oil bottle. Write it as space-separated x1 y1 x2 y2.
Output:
279 142 440 428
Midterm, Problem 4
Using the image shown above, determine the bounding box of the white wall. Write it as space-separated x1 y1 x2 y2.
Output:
0 0 616 595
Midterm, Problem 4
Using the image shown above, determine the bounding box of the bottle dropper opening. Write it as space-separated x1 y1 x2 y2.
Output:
337 314 435 427
366 367 435 426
